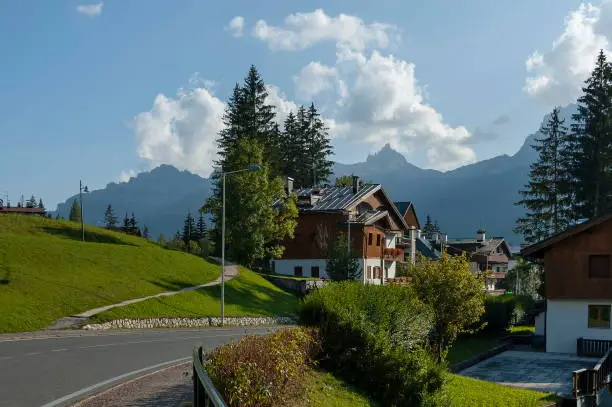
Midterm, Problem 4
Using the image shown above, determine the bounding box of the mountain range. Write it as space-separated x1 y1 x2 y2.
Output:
53 104 578 245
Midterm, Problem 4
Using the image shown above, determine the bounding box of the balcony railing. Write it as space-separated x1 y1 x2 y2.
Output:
572 340 612 402
383 248 404 261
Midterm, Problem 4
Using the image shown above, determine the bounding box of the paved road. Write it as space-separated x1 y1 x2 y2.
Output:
0 327 276 407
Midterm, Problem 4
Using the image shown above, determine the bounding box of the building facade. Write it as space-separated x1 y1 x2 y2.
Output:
521 214 612 354
272 177 409 284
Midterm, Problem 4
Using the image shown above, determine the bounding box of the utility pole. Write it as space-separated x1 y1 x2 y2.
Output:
79 180 88 241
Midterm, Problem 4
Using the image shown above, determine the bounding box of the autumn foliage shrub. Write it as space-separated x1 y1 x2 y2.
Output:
300 281 446 406
205 327 320 407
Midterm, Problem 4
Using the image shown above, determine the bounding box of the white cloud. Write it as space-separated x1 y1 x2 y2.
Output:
76 2 104 17
227 16 245 37
524 1 612 106
265 85 298 125
132 84 226 177
293 62 338 100
251 9 398 52
118 170 137 183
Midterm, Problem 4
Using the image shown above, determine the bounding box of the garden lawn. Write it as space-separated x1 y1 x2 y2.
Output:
0 215 219 333
91 267 299 322
446 332 505 365
446 374 559 407
299 369 376 407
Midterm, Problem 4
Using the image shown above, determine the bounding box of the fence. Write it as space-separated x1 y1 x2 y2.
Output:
192 345 227 407
577 337 612 357
572 343 612 404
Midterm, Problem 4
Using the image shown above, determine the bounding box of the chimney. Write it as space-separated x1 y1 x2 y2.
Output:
284 176 294 195
477 228 486 242
444 234 448 243
352 175 360 194
417 229 421 239
410 227 416 265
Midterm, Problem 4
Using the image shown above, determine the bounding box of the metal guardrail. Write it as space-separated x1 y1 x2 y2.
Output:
577 337 612 357
192 345 228 407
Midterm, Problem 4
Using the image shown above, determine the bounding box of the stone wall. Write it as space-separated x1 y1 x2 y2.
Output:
83 316 296 330
262 275 327 296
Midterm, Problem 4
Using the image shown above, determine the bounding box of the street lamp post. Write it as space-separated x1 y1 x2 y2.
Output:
79 180 89 241
220 164 261 326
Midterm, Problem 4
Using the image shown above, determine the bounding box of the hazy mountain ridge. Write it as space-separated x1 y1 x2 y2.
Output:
52 105 577 244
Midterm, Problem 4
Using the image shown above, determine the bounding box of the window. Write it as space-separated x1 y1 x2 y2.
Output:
367 266 372 279
588 305 611 329
376 234 381 246
294 266 303 277
368 233 373 245
589 255 610 278
311 266 320 278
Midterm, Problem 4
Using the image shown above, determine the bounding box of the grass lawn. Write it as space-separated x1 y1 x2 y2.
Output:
91 266 300 322
299 369 376 407
446 374 558 407
446 332 505 365
0 215 219 333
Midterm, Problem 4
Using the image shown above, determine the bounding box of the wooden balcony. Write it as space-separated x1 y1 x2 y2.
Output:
383 248 404 262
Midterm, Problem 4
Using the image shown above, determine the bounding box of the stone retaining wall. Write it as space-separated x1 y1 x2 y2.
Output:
83 316 296 330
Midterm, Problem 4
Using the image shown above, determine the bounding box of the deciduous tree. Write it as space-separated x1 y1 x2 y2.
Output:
69 199 81 223
326 232 360 281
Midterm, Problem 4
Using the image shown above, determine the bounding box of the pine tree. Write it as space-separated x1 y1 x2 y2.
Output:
432 220 441 238
122 212 130 233
129 213 138 235
104 205 118 229
569 50 612 219
422 215 434 241
182 211 196 247
305 103 334 186
69 199 81 222
516 107 574 243
26 195 36 208
143 225 150 239
196 213 207 240
37 198 44 210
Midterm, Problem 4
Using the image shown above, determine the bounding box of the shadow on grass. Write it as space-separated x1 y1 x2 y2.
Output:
41 225 136 246
147 277 202 292
0 264 11 285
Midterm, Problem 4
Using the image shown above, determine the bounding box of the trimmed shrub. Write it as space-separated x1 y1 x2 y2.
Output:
482 295 535 332
205 327 321 407
300 281 446 406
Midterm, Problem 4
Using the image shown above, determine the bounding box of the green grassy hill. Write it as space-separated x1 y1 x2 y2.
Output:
0 215 220 333
91 266 300 323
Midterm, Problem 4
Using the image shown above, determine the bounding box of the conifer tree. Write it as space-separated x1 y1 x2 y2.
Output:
182 211 197 247
69 199 81 223
196 213 207 240
37 198 44 210
104 205 118 229
305 102 334 186
122 212 130 233
516 107 573 243
143 225 150 239
569 50 612 219
129 213 138 235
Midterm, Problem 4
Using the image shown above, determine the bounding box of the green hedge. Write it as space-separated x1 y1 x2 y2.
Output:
300 282 446 407
481 295 535 332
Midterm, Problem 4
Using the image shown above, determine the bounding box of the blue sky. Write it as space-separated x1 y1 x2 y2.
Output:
2 0 608 209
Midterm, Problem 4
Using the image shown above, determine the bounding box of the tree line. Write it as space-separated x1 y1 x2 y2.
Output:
202 65 334 270
516 50 612 244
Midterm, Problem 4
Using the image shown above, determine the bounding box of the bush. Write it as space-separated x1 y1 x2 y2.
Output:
205 327 321 407
482 295 535 332
300 281 445 406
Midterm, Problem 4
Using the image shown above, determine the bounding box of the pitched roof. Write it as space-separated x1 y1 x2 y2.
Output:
294 184 381 211
445 237 510 257
520 212 612 259
0 207 45 214
416 236 441 260
353 209 389 225
394 201 412 216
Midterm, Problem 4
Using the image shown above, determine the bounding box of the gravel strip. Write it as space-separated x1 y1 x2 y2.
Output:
72 362 193 407
84 316 297 330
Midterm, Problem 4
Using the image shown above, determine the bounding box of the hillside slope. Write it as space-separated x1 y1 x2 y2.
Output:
0 215 219 333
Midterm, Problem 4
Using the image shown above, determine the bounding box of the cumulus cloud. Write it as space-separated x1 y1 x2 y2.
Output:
119 170 137 183
293 62 339 100
132 84 225 177
524 1 612 106
251 9 398 52
227 16 245 37
76 2 103 17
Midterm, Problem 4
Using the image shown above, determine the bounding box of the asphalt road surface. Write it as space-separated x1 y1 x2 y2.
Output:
0 327 277 407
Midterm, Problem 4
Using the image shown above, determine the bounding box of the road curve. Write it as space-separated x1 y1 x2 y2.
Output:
0 327 277 407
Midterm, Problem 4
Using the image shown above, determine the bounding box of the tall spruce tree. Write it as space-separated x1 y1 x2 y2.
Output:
516 107 573 243
142 225 150 239
569 50 612 219
122 212 130 233
37 198 44 210
195 213 207 240
305 103 334 186
422 215 435 241
104 205 118 229
69 199 81 223
204 66 298 266
129 213 139 236
182 211 197 247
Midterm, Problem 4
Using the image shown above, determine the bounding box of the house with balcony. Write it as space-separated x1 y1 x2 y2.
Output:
393 201 442 262
521 213 612 354
271 176 410 284
439 229 511 294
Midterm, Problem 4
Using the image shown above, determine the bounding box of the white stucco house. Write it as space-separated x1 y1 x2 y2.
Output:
521 213 612 355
